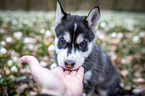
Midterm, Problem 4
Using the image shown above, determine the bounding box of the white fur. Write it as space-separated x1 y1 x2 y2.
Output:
86 8 100 32
84 71 92 83
56 2 64 24
65 49 85 70
97 89 107 96
65 42 93 70
76 42 93 58
74 23 78 32
76 34 84 44
55 36 93 70
55 37 68 68
63 32 71 42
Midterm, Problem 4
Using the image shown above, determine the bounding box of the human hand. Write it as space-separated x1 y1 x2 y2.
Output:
20 55 84 96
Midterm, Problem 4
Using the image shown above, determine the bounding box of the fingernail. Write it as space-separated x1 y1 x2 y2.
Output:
80 67 84 71
20 57 26 62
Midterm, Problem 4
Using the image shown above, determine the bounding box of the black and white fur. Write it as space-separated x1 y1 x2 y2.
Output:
53 1 141 96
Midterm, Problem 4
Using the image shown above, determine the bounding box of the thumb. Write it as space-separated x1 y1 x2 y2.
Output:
20 55 42 71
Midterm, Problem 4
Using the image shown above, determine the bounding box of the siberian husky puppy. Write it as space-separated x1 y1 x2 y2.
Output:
54 1 123 96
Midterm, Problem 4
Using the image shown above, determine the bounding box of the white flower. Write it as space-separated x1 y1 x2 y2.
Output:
132 89 142 94
23 20 29 24
121 69 128 76
7 60 13 66
82 93 87 96
40 61 47 67
24 37 35 43
111 32 117 38
0 28 4 33
45 30 52 37
13 32 23 39
48 44 55 51
51 26 55 32
28 44 34 50
5 17 10 22
30 91 37 95
139 32 145 37
12 56 18 62
0 47 7 55
6 37 13 43
11 66 18 72
109 22 115 28
0 41 6 46
50 63 57 69
100 22 106 28
97 32 105 40
128 25 134 31
121 59 126 64
12 19 18 25
132 36 140 43
117 32 123 38
40 29 45 34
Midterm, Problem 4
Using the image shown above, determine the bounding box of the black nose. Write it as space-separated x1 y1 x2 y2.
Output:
64 60 75 69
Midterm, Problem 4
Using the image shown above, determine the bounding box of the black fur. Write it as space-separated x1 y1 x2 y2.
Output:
55 15 95 55
55 15 121 96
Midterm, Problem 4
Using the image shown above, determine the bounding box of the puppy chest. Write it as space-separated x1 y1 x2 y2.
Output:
84 70 92 83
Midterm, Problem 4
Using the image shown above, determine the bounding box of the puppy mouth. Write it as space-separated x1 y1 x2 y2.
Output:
60 65 78 71
61 66 78 71
64 67 75 71
65 64 74 69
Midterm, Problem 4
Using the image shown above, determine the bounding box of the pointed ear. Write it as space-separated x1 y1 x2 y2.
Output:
56 0 67 24
86 6 101 32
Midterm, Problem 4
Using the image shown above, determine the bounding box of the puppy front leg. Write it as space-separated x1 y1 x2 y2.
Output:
84 83 95 96
83 70 95 95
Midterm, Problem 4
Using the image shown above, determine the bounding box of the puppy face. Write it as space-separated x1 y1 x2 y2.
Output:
55 1 100 70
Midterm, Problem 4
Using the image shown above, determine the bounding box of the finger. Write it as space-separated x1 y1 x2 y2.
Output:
76 67 84 81
70 71 77 76
20 55 42 71
20 55 39 64
51 66 64 76
54 66 64 72
64 70 71 74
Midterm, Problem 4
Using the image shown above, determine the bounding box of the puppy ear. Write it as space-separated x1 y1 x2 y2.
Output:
86 6 100 32
56 0 67 24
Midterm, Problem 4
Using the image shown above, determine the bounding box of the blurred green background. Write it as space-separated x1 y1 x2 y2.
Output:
0 0 145 95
